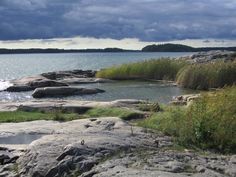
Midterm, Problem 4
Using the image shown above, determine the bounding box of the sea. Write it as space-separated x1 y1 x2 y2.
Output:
0 52 195 103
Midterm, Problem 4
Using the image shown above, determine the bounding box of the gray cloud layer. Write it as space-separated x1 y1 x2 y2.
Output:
0 0 236 41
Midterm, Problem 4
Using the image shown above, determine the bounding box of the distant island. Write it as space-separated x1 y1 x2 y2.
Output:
0 44 236 54
142 43 236 52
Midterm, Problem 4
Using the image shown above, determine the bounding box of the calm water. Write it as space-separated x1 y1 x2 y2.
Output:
0 52 194 103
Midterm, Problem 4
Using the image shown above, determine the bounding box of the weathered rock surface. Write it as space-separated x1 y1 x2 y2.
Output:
0 99 146 112
179 50 236 63
32 87 105 98
0 118 235 177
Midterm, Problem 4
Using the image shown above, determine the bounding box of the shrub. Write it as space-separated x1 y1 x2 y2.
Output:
138 86 236 153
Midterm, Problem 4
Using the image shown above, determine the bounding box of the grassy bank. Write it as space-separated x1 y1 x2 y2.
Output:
138 86 236 153
0 107 141 123
96 59 187 80
96 59 236 90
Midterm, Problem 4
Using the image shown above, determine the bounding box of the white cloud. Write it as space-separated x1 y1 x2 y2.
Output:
0 37 236 50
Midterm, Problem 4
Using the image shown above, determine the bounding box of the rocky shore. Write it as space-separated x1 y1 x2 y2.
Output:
179 50 236 63
0 116 235 177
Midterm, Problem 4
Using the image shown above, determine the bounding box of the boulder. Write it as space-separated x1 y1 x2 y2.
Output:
170 94 200 106
32 86 105 98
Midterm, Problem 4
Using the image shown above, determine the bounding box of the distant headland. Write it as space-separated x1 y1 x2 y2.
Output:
0 44 236 54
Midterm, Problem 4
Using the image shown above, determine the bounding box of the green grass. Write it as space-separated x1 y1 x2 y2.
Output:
0 111 81 123
85 107 144 120
138 86 236 153
0 107 143 123
176 61 236 90
96 59 187 81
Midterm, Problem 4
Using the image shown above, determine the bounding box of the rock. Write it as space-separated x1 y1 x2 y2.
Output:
41 70 96 80
170 94 200 106
32 87 105 98
166 161 185 172
0 154 10 165
60 78 113 84
179 50 236 63
5 85 33 92
229 155 236 164
5 70 108 93
0 117 233 177
27 79 68 88
0 99 145 112
6 76 68 92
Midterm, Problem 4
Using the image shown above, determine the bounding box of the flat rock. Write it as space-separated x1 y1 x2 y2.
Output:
32 86 105 98
0 99 145 112
59 77 113 84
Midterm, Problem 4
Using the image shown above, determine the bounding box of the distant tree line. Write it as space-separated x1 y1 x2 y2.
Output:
0 48 137 54
1 44 236 54
142 44 236 52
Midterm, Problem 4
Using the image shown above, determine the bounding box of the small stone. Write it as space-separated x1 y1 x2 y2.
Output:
196 165 206 173
230 155 236 164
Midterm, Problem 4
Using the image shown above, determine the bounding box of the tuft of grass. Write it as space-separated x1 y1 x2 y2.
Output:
96 59 187 81
176 61 236 90
85 107 144 120
138 86 236 153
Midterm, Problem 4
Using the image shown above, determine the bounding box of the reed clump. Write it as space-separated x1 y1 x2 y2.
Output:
96 59 187 81
176 61 236 90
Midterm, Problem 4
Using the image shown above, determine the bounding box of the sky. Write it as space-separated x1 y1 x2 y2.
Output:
0 0 236 49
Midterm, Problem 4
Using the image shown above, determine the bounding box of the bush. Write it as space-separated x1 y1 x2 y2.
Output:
138 86 236 153
96 59 187 81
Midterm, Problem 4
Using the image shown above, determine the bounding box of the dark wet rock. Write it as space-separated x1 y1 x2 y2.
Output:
5 85 33 92
32 86 105 98
41 70 96 80
6 76 68 92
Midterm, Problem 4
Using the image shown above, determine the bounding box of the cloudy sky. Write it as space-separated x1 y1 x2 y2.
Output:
0 0 236 49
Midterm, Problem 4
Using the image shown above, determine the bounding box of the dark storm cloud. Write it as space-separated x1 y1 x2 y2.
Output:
0 0 236 41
